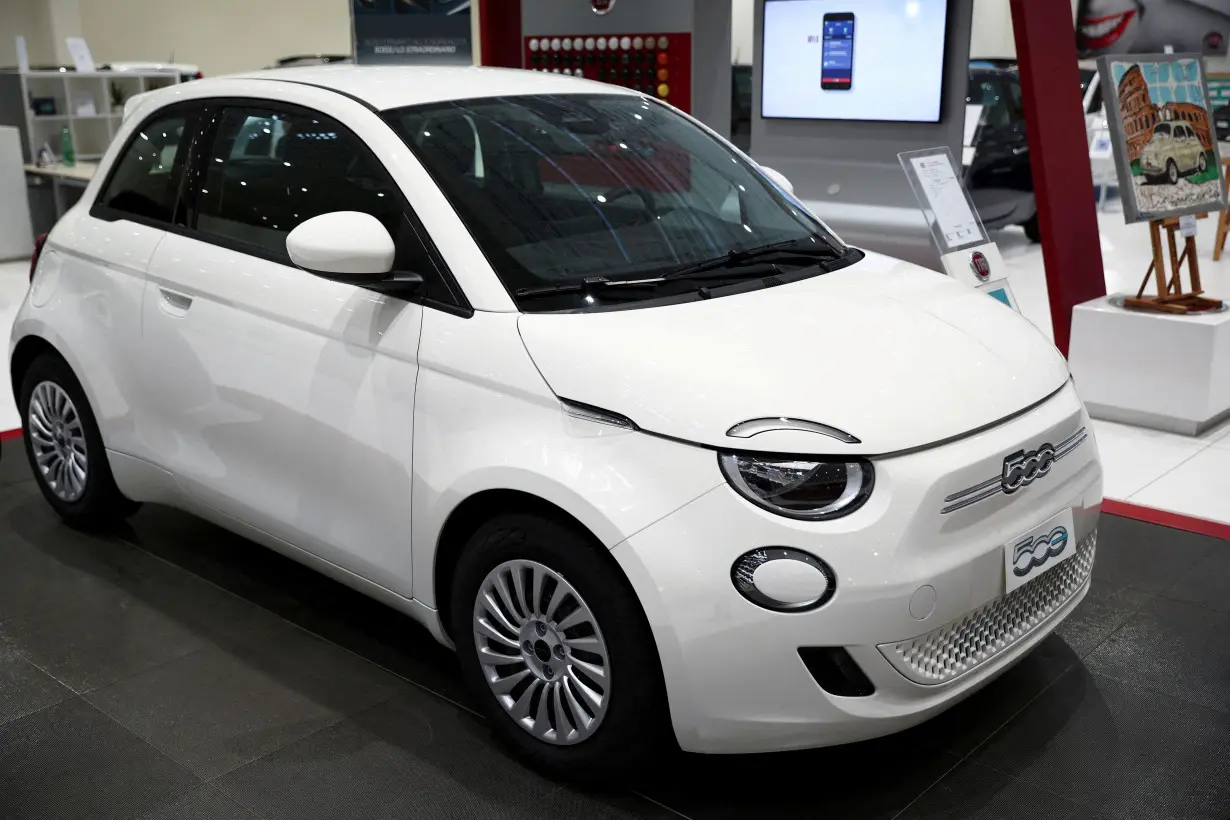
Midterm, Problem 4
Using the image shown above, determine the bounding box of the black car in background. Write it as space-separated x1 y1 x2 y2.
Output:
729 64 1039 242
966 66 1038 242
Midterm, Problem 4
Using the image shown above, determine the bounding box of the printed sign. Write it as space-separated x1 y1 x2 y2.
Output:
353 0 472 66
909 153 982 248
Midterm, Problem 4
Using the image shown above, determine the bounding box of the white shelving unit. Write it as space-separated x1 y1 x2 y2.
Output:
0 69 182 163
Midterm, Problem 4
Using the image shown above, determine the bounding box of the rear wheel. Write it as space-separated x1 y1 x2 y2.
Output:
1199 152 1209 174
450 513 667 780
19 353 140 528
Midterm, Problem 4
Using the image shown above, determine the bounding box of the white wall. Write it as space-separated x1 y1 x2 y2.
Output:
76 0 351 75
732 0 754 64
0 0 54 66
970 0 1016 59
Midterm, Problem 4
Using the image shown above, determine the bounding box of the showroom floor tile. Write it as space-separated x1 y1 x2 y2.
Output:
972 668 1230 820
0 698 201 820
0 436 1226 819
1127 444 1230 524
1088 419 1207 501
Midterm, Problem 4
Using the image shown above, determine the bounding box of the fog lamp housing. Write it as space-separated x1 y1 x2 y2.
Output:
731 548 836 612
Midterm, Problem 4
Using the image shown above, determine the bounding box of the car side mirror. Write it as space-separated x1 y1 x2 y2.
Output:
286 211 396 283
760 166 795 196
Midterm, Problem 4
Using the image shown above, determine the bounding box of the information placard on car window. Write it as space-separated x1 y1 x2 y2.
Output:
898 147 988 255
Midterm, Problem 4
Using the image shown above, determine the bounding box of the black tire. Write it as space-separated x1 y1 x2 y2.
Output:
450 513 668 781
18 353 141 528
1167 159 1179 185
1023 213 1041 243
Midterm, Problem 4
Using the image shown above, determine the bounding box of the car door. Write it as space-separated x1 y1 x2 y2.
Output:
52 104 199 462
139 100 443 596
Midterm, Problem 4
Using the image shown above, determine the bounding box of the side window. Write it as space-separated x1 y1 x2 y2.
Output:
195 106 402 258
96 112 194 223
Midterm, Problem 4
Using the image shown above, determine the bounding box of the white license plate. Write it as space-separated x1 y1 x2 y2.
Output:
1217 121 1228 128
1004 508 1076 593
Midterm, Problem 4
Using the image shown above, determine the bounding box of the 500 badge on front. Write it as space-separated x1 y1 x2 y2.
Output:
1004 508 1076 593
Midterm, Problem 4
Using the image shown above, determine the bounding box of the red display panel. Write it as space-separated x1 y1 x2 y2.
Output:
538 143 692 193
522 32 692 114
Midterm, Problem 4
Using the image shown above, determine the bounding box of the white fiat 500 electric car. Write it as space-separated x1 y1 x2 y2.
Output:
10 66 1102 776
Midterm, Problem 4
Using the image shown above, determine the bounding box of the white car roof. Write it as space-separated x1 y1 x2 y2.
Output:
227 65 637 111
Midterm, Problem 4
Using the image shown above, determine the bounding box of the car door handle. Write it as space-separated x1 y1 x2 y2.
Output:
158 288 193 316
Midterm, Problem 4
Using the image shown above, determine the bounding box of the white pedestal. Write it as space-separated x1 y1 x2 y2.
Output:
1069 296 1230 435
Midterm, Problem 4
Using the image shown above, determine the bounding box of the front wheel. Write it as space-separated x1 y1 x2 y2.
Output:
1167 159 1179 184
19 353 141 528
451 514 667 780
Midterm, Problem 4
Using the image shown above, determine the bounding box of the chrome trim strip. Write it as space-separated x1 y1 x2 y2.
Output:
940 426 1087 515
725 418 861 444
943 475 1002 503
940 486 1004 514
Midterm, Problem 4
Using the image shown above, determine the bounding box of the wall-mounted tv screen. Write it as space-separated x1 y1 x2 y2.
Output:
761 0 950 123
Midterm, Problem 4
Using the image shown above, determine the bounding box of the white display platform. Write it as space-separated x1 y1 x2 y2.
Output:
1069 296 1230 435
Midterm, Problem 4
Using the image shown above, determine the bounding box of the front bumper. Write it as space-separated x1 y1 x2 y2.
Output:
612 382 1102 754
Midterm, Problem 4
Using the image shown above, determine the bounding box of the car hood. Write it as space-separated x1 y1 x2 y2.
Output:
517 252 1069 455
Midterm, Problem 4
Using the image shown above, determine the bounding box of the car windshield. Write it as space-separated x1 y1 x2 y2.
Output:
385 93 849 309
1154 123 1172 137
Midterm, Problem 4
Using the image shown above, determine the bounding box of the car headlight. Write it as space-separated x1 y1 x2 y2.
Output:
718 453 874 520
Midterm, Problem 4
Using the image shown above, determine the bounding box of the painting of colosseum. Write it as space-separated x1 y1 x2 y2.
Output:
1100 54 1225 223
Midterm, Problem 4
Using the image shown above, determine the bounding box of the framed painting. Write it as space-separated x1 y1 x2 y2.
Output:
1098 53 1225 223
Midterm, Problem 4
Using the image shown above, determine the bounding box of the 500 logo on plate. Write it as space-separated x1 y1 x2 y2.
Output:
1011 526 1069 577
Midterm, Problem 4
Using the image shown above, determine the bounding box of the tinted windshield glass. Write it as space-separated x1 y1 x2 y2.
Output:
1155 123 1172 137
386 94 843 299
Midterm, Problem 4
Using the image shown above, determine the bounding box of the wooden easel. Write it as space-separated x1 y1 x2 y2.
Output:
1212 157 1230 260
1127 214 1224 313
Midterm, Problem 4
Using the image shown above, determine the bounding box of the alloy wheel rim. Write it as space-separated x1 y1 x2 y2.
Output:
28 381 89 503
472 559 611 745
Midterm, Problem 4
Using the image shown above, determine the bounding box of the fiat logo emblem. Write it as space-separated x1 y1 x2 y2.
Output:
591 0 616 14
970 251 991 281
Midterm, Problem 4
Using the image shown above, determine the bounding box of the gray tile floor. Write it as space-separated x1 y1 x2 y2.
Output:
1 438 1228 819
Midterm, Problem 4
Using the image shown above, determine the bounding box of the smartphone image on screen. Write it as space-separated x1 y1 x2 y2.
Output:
821 11 855 90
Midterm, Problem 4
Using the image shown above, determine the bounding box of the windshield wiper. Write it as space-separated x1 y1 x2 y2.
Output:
515 276 667 300
662 238 841 280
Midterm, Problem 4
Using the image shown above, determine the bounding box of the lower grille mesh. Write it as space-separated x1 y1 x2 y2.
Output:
878 530 1096 685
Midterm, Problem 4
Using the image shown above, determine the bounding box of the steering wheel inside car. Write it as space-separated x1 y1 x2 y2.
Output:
599 185 657 215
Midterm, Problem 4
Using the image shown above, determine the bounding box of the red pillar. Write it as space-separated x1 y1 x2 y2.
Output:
1009 0 1107 356
478 0 523 68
